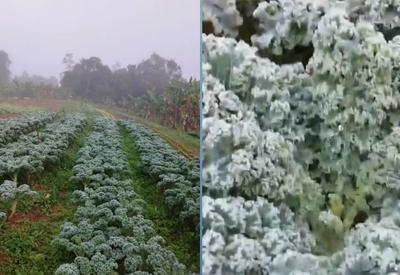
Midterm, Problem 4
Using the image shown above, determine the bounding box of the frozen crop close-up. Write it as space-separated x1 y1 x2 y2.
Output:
202 0 400 274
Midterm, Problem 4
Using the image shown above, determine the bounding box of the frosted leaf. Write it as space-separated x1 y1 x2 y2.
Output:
203 0 243 36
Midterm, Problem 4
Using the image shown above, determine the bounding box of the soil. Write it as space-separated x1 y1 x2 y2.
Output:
0 249 10 270
31 183 48 192
7 212 49 227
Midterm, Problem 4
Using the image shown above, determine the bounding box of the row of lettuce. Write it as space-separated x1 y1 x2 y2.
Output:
53 118 192 275
0 113 86 182
121 121 200 235
0 112 56 147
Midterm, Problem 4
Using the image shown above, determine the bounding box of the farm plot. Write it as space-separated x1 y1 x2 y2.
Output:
53 118 188 274
0 112 199 274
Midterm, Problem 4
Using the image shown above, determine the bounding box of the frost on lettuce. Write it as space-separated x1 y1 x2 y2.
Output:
202 0 243 37
0 112 55 147
203 0 400 274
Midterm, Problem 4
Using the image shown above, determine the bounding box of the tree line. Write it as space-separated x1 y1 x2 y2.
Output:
0 50 199 135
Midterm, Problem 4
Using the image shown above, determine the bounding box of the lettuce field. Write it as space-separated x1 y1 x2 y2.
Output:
0 107 199 274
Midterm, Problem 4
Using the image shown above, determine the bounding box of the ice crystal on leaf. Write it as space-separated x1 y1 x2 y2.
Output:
202 0 243 37
203 0 400 273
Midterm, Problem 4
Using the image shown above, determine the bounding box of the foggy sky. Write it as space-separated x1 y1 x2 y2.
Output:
0 0 200 80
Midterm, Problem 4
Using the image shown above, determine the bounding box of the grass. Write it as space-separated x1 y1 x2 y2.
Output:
0 116 94 275
119 125 200 273
0 221 73 275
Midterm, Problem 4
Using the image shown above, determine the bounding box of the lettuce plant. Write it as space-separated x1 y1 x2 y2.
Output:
0 180 37 219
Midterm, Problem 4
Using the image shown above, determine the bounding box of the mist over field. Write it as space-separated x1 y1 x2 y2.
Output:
0 0 200 80
0 0 200 135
